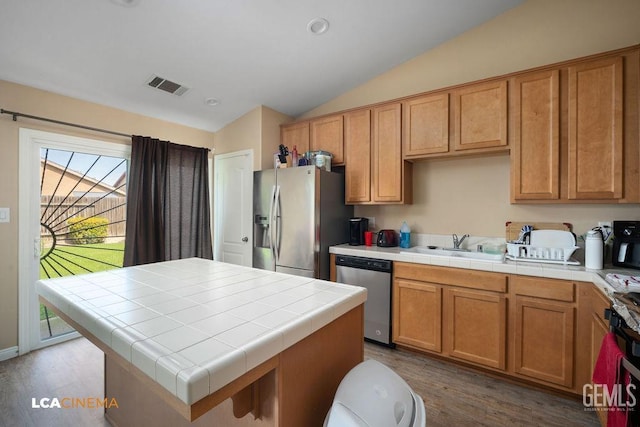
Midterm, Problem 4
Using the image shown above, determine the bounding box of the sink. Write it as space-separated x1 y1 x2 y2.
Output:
401 246 505 262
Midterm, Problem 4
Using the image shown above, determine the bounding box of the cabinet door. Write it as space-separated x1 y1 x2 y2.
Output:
568 56 623 200
511 70 560 201
590 287 610 379
372 103 403 202
403 93 449 157
445 288 506 370
281 122 310 156
514 296 575 387
393 279 442 352
344 109 371 203
453 80 507 151
589 306 609 426
310 115 344 165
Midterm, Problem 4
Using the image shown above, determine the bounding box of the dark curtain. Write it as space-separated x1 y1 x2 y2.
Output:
123 135 213 266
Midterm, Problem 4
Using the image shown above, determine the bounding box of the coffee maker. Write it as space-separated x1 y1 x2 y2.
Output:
349 217 369 245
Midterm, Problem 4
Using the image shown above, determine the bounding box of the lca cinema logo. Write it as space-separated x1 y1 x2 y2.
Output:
583 383 637 411
31 397 119 409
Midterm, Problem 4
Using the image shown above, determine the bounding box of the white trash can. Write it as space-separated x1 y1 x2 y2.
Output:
324 359 426 427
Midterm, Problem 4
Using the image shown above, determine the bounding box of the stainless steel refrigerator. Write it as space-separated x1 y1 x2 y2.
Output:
253 165 353 279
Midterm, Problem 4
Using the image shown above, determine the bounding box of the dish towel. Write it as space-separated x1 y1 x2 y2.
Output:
592 332 630 427
606 273 640 293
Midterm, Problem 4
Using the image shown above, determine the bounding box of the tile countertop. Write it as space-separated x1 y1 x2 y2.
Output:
35 258 366 406
330 244 638 298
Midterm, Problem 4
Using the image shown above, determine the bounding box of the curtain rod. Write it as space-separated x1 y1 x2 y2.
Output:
1 108 131 138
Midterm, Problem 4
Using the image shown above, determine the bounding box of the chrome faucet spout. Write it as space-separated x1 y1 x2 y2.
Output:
452 234 470 249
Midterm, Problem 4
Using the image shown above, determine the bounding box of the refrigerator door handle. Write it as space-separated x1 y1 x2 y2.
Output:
272 185 281 262
268 184 276 257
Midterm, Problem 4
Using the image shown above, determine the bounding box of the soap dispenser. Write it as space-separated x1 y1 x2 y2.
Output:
400 221 411 248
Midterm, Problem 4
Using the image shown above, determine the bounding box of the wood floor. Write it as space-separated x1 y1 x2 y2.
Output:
365 343 600 427
0 338 599 427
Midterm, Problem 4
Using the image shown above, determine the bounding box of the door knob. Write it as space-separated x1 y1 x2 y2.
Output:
242 237 248 242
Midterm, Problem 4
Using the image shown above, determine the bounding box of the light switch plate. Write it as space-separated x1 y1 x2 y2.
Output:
0 208 10 223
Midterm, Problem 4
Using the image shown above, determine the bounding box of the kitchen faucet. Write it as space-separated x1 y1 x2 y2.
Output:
452 234 469 250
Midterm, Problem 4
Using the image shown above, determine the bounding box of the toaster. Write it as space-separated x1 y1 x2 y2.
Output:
377 230 398 247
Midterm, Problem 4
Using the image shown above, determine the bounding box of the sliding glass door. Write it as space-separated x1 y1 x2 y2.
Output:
19 129 130 351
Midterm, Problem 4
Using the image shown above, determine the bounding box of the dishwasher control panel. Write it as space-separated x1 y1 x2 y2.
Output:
335 255 392 272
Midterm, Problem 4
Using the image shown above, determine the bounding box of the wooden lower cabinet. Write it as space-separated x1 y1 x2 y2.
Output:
393 263 507 371
513 295 575 387
589 286 611 378
446 288 506 370
393 279 442 352
390 262 614 395
510 276 576 389
588 286 610 427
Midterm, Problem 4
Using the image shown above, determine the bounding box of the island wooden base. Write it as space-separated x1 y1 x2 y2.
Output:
104 357 279 427
41 294 364 427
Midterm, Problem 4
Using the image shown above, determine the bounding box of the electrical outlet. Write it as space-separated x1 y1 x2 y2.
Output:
598 221 612 242
365 217 375 229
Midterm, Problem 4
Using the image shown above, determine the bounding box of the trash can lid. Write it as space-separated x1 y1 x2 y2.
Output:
327 359 417 427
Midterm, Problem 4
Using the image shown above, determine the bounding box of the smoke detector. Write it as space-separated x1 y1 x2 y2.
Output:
307 18 330 35
109 0 140 7
146 75 190 96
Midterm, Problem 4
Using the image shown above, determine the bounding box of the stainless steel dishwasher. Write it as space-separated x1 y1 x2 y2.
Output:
335 255 393 347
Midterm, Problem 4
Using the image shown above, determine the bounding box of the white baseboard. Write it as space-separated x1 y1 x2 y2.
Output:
0 346 19 362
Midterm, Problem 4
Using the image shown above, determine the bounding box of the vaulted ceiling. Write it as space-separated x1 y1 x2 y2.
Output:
0 0 524 132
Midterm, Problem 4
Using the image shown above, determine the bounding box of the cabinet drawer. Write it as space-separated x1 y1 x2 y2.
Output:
394 262 507 292
511 275 574 302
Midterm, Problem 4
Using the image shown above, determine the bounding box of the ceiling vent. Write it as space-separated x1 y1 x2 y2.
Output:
146 75 189 96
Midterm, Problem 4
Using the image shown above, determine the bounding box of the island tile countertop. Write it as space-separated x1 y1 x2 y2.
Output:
36 258 366 405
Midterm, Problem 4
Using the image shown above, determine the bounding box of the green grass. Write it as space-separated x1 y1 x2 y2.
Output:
39 242 124 320
40 242 124 279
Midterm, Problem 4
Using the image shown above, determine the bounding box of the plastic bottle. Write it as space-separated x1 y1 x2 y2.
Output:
400 221 411 248
585 229 604 270
291 145 298 167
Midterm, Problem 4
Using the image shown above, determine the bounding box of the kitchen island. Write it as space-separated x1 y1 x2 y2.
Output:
36 258 366 426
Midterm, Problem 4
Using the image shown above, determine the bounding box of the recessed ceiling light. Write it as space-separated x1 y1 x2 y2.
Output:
109 0 140 7
307 18 330 35
204 98 220 107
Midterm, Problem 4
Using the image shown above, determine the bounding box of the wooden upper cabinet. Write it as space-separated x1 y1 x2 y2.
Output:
511 70 560 201
344 109 371 203
403 93 449 157
453 80 508 151
310 115 344 165
372 103 405 203
568 56 624 200
281 122 310 157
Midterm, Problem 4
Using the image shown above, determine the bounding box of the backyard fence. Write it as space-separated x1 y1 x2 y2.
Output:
40 195 127 243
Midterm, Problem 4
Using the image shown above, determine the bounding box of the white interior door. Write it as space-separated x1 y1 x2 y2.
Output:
213 150 253 266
